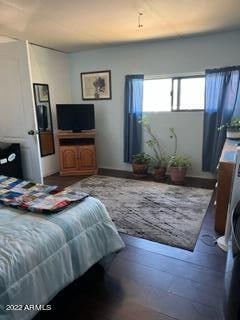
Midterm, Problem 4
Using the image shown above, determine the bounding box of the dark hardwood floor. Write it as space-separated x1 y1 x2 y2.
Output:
38 172 226 320
44 169 216 189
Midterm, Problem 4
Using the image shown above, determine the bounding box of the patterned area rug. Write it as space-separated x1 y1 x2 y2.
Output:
71 175 213 251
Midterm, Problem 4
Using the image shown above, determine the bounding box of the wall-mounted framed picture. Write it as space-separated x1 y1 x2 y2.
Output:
81 70 112 100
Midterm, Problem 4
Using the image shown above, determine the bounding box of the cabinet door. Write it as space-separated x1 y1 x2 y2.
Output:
78 145 97 171
60 146 78 172
215 162 234 234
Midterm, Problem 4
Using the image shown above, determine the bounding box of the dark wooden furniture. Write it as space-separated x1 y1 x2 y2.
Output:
57 131 97 176
215 139 239 234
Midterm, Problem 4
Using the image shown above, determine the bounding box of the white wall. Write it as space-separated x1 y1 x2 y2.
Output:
29 45 72 177
69 30 240 178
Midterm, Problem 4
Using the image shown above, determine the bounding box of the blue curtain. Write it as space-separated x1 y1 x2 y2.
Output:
202 66 240 173
124 74 144 163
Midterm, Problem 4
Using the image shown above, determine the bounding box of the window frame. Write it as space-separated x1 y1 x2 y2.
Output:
171 75 205 112
143 74 205 112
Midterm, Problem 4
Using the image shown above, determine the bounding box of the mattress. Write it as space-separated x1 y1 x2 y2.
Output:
0 196 125 320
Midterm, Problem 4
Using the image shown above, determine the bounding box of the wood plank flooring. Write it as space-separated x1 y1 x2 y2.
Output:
36 173 226 320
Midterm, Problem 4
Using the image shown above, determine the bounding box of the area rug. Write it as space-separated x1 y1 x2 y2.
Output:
71 175 213 251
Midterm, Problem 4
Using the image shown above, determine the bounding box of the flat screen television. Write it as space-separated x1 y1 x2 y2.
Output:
56 104 95 131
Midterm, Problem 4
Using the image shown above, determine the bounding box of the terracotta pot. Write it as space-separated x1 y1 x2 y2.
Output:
132 163 148 177
154 167 166 182
169 167 187 184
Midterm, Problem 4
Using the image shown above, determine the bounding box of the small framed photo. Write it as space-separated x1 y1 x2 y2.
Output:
81 70 112 100
37 84 49 102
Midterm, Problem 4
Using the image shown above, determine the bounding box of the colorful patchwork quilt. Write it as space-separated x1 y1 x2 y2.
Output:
0 175 88 213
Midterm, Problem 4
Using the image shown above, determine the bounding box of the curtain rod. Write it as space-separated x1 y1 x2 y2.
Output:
144 71 205 80
206 65 240 74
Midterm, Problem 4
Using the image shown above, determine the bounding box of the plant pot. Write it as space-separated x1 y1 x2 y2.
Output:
154 167 166 182
169 166 187 184
132 163 148 177
226 129 240 139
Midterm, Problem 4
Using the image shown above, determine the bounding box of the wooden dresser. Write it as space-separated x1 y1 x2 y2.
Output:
215 139 240 234
56 131 98 176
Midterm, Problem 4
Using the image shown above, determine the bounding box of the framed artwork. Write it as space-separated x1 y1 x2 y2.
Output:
81 70 112 100
38 84 49 102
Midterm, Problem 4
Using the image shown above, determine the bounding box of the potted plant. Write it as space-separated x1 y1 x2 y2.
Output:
149 157 167 181
141 117 167 181
168 155 191 184
132 153 150 177
168 128 191 184
218 117 240 139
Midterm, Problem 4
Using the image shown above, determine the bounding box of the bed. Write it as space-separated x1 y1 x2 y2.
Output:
0 196 125 320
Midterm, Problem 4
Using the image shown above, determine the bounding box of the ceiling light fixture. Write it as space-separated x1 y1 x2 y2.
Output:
138 12 143 29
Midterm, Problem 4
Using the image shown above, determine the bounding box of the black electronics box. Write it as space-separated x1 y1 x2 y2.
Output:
0 142 23 179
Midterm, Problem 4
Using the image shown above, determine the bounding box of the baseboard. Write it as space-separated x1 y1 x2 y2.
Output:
98 167 216 189
43 170 59 178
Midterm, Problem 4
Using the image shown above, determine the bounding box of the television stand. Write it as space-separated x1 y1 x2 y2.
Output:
56 131 98 176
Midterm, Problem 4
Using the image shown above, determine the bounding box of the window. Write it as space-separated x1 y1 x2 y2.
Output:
143 75 205 112
143 79 172 112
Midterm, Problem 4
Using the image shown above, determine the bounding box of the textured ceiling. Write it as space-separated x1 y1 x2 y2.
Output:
0 0 240 52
